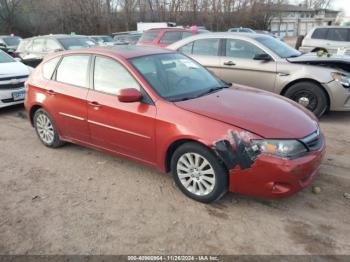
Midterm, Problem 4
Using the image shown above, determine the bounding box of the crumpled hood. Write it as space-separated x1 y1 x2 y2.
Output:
287 53 350 73
175 86 318 139
0 62 30 77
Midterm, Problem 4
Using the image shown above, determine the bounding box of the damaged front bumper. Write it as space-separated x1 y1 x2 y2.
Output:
324 81 350 111
213 130 326 199
228 140 325 199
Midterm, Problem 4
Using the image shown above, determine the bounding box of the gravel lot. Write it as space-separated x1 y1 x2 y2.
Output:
0 105 349 255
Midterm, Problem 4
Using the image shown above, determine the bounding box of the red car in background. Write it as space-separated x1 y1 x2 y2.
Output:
24 46 325 203
137 28 196 48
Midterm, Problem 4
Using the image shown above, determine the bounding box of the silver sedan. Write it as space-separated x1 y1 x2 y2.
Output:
168 32 350 117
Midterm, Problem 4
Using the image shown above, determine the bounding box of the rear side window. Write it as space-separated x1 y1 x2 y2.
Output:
32 38 45 52
179 42 194 54
93 56 140 95
160 32 182 45
311 28 328 39
140 31 159 42
42 56 61 79
182 32 193 39
56 55 90 87
192 39 220 56
327 28 349 42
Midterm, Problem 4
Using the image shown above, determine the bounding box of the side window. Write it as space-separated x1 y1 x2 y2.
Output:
192 39 220 56
46 39 62 52
32 38 45 52
311 28 328 39
160 32 182 45
327 28 348 42
56 55 90 87
140 31 159 42
94 56 140 95
179 42 194 54
42 56 61 80
182 31 193 39
225 39 265 59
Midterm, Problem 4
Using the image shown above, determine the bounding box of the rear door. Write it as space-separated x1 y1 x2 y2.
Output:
87 55 156 164
219 38 277 92
179 38 222 78
47 54 91 142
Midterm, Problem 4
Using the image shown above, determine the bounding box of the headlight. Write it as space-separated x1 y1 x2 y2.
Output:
252 139 307 159
332 72 350 88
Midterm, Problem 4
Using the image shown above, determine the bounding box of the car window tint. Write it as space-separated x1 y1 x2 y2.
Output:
46 39 62 51
94 56 140 95
32 38 45 52
56 55 89 87
160 32 183 45
140 31 159 42
327 28 348 42
179 42 193 54
311 28 328 39
192 39 219 56
43 57 61 79
226 39 265 59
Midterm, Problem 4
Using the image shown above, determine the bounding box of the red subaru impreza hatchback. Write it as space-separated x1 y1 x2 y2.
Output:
25 46 325 203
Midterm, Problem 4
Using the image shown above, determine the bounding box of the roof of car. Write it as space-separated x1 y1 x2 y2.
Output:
60 45 174 59
23 34 90 40
146 27 191 32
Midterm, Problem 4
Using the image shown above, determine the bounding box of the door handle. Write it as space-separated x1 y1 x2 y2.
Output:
223 61 236 66
89 101 101 109
47 89 56 95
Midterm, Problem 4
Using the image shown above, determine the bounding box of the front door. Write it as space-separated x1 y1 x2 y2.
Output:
87 56 156 164
219 39 277 92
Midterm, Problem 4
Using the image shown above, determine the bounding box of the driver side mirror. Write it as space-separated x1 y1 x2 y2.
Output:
253 53 272 61
0 43 6 48
117 88 142 103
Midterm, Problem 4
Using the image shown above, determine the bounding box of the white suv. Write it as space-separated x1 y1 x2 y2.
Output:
300 26 350 55
0 50 32 108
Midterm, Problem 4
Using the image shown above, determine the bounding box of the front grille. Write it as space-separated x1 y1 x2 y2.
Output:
1 98 24 103
0 75 28 81
0 82 25 90
300 129 323 151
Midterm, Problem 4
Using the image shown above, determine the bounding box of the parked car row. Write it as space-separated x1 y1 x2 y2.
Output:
168 32 350 117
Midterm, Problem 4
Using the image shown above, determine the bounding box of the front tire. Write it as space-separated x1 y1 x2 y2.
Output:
33 108 64 148
171 142 228 203
284 81 328 117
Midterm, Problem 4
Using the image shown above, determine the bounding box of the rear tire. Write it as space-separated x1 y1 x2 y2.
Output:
33 108 64 148
284 81 328 117
171 142 228 203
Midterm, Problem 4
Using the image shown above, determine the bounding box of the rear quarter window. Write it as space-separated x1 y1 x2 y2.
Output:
140 31 159 42
311 28 328 39
42 56 61 80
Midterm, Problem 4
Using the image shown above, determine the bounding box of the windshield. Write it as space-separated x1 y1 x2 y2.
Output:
0 50 15 63
255 36 302 58
130 53 225 101
3 36 21 46
58 37 96 50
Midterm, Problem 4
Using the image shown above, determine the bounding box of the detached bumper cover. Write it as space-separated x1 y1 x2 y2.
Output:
229 136 326 199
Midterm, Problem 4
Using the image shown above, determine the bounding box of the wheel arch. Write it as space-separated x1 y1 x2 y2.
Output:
311 47 328 53
164 138 212 173
29 104 43 126
280 78 330 109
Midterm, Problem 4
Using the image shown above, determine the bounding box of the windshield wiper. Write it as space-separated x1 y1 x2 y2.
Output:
195 86 229 98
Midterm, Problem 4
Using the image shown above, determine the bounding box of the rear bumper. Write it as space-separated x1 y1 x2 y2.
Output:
229 140 326 199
